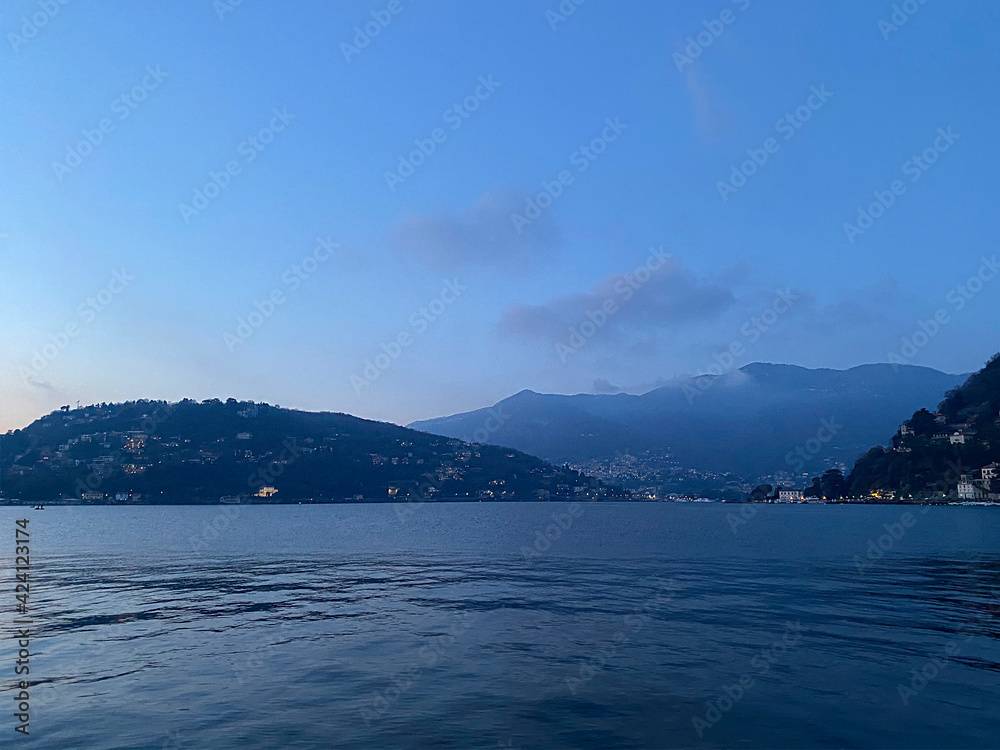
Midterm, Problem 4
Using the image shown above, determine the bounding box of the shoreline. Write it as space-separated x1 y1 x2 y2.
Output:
1 498 997 507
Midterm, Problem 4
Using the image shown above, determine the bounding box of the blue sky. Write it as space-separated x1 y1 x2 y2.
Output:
2 0 998 431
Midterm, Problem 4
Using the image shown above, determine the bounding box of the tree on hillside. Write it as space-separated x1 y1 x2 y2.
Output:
820 469 847 499
909 408 937 437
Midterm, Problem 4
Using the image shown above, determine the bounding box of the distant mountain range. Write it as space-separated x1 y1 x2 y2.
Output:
2 363 977 505
409 363 967 485
0 400 619 504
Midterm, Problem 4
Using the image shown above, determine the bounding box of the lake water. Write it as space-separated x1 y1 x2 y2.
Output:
1 502 998 749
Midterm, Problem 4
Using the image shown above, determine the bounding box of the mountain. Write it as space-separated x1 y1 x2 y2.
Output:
409 364 967 487
847 353 1000 498
0 399 620 504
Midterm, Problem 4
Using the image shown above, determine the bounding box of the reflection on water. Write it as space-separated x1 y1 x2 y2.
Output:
1 504 998 749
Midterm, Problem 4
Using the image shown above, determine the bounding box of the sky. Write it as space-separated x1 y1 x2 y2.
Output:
2 0 999 432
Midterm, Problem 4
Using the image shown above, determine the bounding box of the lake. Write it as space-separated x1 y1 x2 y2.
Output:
1 502 998 749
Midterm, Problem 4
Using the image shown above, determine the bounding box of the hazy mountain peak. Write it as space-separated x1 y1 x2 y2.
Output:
409 363 967 482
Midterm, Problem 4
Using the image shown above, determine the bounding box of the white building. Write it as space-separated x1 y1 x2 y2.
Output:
778 489 804 502
949 431 966 445
957 480 984 500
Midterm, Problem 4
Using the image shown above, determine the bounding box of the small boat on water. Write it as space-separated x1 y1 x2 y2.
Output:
33 505 45 510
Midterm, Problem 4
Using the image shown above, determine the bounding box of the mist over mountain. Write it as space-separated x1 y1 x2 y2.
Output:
409 363 967 483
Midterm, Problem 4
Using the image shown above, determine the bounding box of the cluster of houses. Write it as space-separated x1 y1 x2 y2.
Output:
772 488 847 503
896 411 1000 500
897 421 975 450
957 463 999 500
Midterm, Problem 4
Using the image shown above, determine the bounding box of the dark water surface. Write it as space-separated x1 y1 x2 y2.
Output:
1 503 998 749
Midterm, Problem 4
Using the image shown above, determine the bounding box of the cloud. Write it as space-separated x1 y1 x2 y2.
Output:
667 277 916 377
684 69 734 143
498 256 736 346
592 378 621 394
796 279 901 333
494 254 925 386
391 189 561 271
22 374 59 393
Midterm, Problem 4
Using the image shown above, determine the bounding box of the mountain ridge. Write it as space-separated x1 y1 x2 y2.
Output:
0 399 620 504
408 363 968 490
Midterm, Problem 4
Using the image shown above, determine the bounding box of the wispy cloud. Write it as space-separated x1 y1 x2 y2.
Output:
391 190 561 272
499 257 736 347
